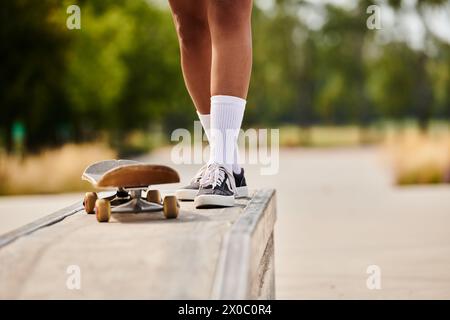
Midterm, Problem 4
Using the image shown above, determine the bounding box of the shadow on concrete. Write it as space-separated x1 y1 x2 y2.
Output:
111 209 210 224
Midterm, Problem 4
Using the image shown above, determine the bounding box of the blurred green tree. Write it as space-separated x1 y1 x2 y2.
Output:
1 0 71 151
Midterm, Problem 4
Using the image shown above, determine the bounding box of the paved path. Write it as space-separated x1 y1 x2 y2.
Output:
245 147 450 299
1 147 450 299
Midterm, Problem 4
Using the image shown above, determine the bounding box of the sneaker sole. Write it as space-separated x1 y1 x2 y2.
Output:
177 186 248 201
235 186 248 198
194 194 235 208
175 189 198 201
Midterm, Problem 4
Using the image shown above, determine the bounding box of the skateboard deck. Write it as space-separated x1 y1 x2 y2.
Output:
82 159 179 188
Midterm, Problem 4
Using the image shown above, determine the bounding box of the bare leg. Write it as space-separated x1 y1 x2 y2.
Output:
168 0 211 114
208 0 253 98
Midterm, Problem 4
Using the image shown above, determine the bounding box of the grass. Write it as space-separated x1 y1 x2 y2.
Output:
383 127 450 185
0 143 116 195
279 125 384 147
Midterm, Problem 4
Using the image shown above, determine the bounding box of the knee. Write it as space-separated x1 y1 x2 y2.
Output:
171 10 209 48
209 0 252 31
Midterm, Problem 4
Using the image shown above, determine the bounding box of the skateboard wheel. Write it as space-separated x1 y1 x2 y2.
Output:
146 189 162 204
83 192 97 214
163 196 179 219
95 199 111 223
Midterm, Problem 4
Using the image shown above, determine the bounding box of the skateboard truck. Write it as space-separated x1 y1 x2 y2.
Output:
110 189 164 214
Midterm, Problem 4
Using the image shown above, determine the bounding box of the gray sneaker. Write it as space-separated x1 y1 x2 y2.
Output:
175 164 207 201
194 163 237 208
233 168 248 198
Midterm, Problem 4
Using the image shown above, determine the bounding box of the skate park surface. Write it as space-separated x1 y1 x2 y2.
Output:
1 147 449 299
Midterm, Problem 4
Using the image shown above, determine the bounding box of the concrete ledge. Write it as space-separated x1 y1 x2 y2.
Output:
0 191 115 249
212 189 277 299
0 189 276 299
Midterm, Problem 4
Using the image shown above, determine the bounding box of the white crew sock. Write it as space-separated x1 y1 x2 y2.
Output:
209 95 246 173
197 112 211 142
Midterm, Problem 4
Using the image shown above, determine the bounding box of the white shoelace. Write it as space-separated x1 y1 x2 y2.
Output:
199 163 237 193
190 164 208 185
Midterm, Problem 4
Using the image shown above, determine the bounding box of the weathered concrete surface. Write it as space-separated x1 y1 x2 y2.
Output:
0 193 82 235
0 190 275 299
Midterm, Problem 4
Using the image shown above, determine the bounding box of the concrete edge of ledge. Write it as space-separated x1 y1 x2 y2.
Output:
0 201 83 249
0 191 121 249
211 188 277 300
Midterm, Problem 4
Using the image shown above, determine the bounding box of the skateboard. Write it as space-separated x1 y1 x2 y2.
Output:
81 160 180 222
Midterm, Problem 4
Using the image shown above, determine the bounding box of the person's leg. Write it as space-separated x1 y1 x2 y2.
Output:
195 0 252 208
208 0 253 98
168 0 211 115
208 0 252 174
206 0 252 173
170 0 212 201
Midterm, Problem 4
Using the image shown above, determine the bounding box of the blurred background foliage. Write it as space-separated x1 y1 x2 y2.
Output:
0 0 449 191
2 0 449 150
